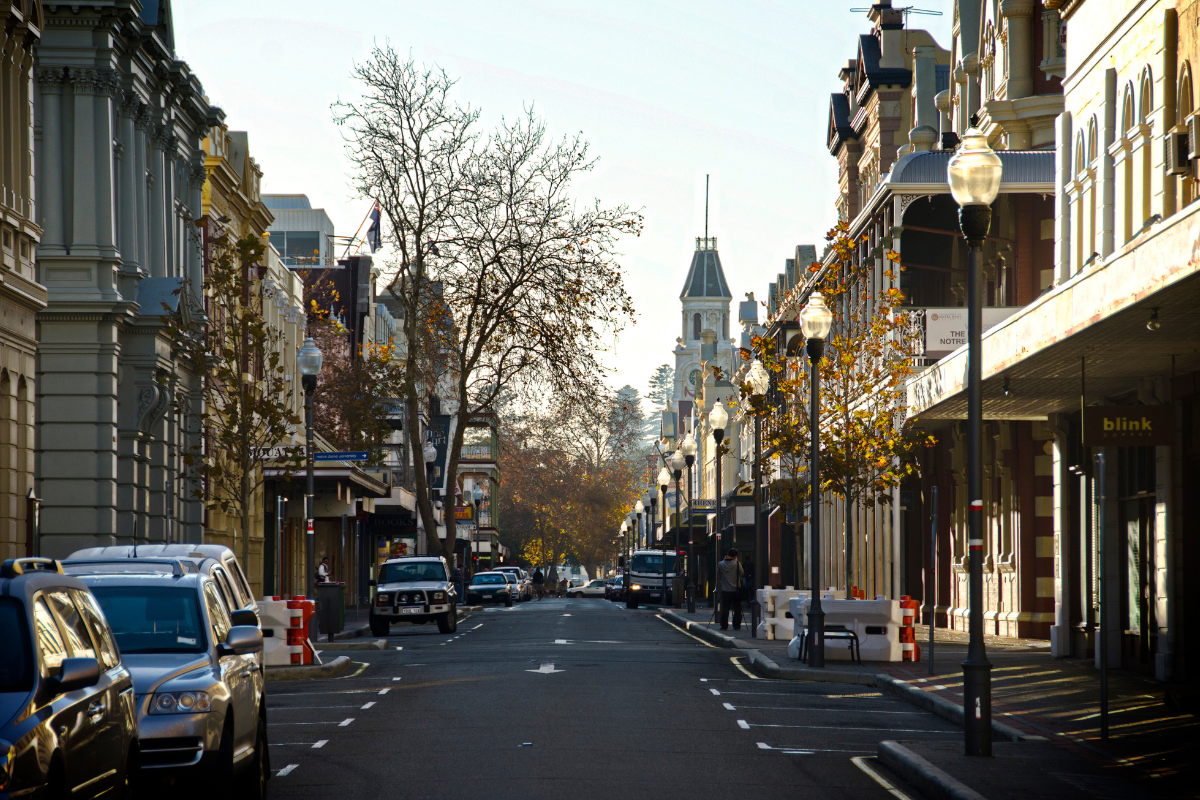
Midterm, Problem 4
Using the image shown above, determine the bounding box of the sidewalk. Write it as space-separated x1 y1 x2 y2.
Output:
654 604 1199 799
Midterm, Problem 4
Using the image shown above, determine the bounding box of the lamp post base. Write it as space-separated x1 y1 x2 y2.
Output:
807 606 825 668
963 658 993 755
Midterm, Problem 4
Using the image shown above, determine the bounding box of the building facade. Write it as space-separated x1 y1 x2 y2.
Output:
34 0 213 555
0 1 45 561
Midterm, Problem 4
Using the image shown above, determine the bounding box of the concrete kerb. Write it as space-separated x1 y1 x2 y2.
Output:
313 639 387 651
743 648 879 685
878 740 990 800
266 655 354 682
875 675 1025 743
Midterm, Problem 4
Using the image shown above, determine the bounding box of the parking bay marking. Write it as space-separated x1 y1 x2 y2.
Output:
360 701 375 709
742 721 957 735
852 756 917 800
729 703 926 715
338 718 355 727
275 765 299 777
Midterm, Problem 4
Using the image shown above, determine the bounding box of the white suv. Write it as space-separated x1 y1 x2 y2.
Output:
370 556 457 636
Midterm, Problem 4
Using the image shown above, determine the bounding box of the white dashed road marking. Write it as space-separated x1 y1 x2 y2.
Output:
378 688 389 695
360 702 375 709
723 702 736 711
737 720 750 729
338 718 354 727
276 764 299 776
312 740 328 749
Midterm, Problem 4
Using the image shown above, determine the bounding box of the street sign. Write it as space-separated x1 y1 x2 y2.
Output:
314 451 369 462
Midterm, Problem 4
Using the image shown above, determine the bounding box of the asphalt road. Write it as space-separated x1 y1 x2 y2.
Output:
264 598 956 799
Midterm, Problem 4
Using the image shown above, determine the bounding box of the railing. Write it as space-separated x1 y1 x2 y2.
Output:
459 444 494 461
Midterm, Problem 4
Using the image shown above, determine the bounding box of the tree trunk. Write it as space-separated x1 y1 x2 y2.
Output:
844 474 853 597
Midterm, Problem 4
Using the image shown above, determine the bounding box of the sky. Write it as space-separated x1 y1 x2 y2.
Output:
173 0 953 401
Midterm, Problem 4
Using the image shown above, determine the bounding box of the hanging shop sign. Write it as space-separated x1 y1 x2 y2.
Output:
1083 405 1174 447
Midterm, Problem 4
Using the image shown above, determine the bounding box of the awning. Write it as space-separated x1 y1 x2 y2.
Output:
907 200 1200 421
887 149 1055 196
263 465 390 497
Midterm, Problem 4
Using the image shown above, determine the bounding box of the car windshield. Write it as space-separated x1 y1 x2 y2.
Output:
90 586 207 654
380 562 447 583
0 598 32 692
472 574 505 585
631 553 677 573
589 581 605 587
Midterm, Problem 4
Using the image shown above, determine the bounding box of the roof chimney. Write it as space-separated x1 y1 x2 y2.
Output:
870 0 906 71
909 46 938 152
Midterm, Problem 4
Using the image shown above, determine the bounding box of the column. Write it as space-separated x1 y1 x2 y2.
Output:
69 68 99 256
1111 140 1132 245
1000 0 1035 100
35 68 65 251
148 124 167 278
117 94 142 275
1050 420 1071 657
1054 111 1073 285
1099 70 1117 258
94 72 117 257
186 153 205 293
134 110 149 267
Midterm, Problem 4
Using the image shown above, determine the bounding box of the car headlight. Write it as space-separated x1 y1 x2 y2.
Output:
432 592 445 600
0 738 14 792
150 691 212 714
631 584 642 591
376 593 391 605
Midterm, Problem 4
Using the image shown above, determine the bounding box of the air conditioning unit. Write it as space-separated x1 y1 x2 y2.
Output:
1165 131 1190 176
1188 113 1199 161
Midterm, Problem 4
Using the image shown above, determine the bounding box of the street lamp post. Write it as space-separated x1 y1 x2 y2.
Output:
948 126 1002 757
708 400 729 608
635 499 644 551
670 448 686 610
297 336 323 641
682 433 697 613
801 293 832 667
422 442 437 559
747 358 770 638
657 465 671 607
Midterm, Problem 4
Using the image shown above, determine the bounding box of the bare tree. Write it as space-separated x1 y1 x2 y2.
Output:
336 48 640 566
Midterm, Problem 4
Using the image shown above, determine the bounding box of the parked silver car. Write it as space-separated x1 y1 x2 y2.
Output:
65 559 268 798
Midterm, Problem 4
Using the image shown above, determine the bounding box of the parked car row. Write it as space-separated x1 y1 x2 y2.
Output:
0 545 269 800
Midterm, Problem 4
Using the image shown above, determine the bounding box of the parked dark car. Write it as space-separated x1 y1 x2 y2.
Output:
0 557 138 800
64 559 267 799
606 576 625 601
465 573 513 607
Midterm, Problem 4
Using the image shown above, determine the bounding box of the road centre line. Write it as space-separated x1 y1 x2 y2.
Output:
852 757 917 800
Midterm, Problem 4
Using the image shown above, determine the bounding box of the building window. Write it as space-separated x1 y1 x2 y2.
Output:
693 313 701 339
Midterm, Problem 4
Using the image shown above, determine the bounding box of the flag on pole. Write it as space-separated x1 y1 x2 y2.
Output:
365 202 381 252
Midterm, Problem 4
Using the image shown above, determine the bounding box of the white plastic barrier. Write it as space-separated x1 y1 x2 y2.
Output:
786 596 905 662
755 587 803 640
259 597 308 667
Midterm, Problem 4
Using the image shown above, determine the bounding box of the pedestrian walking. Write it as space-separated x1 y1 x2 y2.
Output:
532 568 545 600
715 548 744 631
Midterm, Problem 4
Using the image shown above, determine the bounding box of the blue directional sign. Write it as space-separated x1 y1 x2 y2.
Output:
314 451 369 462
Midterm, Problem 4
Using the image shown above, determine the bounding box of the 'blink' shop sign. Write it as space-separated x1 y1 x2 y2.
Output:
1084 406 1174 447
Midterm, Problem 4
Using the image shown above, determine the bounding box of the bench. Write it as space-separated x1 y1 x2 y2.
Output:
798 624 862 665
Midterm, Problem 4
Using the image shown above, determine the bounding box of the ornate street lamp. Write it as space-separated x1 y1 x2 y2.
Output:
800 292 832 667
657 465 672 606
948 126 1001 757
670 448 686 609
708 400 729 608
747 358 770 638
297 336 322 630
681 432 698 613
635 499 645 550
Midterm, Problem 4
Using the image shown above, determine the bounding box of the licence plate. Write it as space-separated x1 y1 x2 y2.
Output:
401 606 423 615
650 593 661 598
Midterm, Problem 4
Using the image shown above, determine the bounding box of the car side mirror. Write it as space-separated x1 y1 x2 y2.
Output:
230 607 259 628
55 657 100 694
368 579 377 587
219 625 263 656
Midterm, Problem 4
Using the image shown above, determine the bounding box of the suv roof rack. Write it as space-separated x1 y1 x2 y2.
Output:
0 557 65 578
61 558 194 578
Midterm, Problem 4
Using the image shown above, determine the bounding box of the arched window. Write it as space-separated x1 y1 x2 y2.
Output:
1075 133 1085 175
1087 118 1098 164
1122 85 1135 134
1139 69 1154 226
1120 85 1136 242
693 312 701 340
1179 62 1196 208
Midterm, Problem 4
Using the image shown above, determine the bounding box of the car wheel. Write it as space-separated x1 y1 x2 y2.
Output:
626 597 638 609
504 595 513 608
213 715 235 790
369 614 389 637
119 746 139 800
239 720 267 800
436 609 457 633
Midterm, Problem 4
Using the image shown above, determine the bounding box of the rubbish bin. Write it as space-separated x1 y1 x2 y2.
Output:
317 582 345 636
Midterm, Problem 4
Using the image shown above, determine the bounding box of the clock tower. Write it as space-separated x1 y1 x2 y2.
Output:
672 236 734 433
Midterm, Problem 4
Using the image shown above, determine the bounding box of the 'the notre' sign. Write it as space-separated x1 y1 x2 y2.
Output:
1084 406 1174 447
